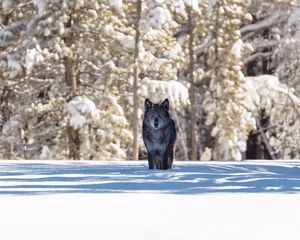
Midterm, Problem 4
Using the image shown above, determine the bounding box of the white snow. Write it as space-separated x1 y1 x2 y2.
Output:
0 160 300 240
200 147 212 160
241 12 284 33
244 76 260 112
171 0 187 18
34 0 47 15
231 39 243 59
245 75 300 159
75 0 84 10
25 48 44 74
165 42 183 59
67 96 99 129
116 33 135 50
149 7 172 28
184 0 200 12
108 0 123 10
287 7 300 29
0 28 13 45
40 145 51 159
2 117 20 136
2 0 15 14
7 54 22 75
245 75 300 112
141 78 190 107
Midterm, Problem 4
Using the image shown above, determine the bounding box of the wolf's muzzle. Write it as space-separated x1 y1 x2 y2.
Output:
154 118 159 128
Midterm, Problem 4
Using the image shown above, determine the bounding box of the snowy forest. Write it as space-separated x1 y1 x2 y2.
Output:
1 0 300 161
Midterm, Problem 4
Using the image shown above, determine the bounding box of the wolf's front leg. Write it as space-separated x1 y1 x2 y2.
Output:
155 155 162 169
147 152 155 169
168 145 175 169
162 150 170 170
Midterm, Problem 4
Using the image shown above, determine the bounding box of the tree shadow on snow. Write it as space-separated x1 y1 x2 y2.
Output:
0 161 299 195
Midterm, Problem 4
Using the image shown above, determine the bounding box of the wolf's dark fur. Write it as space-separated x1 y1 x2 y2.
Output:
142 98 176 170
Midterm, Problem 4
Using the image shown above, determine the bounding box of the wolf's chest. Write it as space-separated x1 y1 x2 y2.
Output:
150 129 166 140
143 127 169 149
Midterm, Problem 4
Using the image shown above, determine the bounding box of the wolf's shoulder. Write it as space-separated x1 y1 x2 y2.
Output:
167 117 176 128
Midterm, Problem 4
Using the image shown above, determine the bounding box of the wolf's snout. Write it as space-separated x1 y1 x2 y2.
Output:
154 118 159 128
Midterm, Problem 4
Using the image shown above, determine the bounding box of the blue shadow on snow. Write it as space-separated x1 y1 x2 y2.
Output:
0 161 299 195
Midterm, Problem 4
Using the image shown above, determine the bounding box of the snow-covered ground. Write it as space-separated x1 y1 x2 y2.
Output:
0 160 300 240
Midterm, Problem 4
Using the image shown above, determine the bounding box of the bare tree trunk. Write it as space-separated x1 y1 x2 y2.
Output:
255 117 276 160
187 6 197 160
214 134 221 160
1 12 14 159
174 111 189 160
1 86 14 159
213 2 221 160
65 57 79 97
64 15 80 160
67 126 81 159
132 0 142 160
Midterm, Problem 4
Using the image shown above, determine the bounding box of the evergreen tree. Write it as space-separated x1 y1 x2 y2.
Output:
203 0 255 160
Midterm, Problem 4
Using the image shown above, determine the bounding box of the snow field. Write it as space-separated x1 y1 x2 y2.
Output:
1 193 300 240
0 160 300 240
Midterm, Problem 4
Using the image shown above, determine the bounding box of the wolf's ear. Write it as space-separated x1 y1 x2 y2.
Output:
145 99 152 111
161 98 169 111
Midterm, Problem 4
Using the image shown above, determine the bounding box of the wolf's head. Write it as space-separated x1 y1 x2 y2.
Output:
143 98 171 129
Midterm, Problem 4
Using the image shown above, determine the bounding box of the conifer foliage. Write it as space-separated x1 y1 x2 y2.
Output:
1 0 300 160
203 0 255 160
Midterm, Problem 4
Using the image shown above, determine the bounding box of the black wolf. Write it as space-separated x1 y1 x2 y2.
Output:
142 98 176 170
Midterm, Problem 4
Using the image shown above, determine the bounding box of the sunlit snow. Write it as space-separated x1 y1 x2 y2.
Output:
67 96 99 129
0 160 300 240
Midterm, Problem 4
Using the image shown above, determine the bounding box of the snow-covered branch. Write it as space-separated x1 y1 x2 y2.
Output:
241 12 286 33
243 52 272 65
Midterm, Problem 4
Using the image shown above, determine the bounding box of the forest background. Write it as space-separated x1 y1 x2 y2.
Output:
1 0 300 161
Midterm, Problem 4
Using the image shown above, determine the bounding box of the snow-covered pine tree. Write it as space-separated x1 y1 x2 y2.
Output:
132 0 142 160
184 0 208 160
241 0 300 159
203 0 255 160
0 0 133 160
39 0 134 160
273 2 300 93
245 75 300 159
242 0 294 77
106 0 191 159
0 0 48 159
138 0 210 160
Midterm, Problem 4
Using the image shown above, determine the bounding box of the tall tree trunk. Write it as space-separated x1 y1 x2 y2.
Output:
213 1 221 160
66 125 81 159
132 0 142 160
1 13 14 159
1 86 13 159
64 15 80 160
187 6 197 160
174 111 189 160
